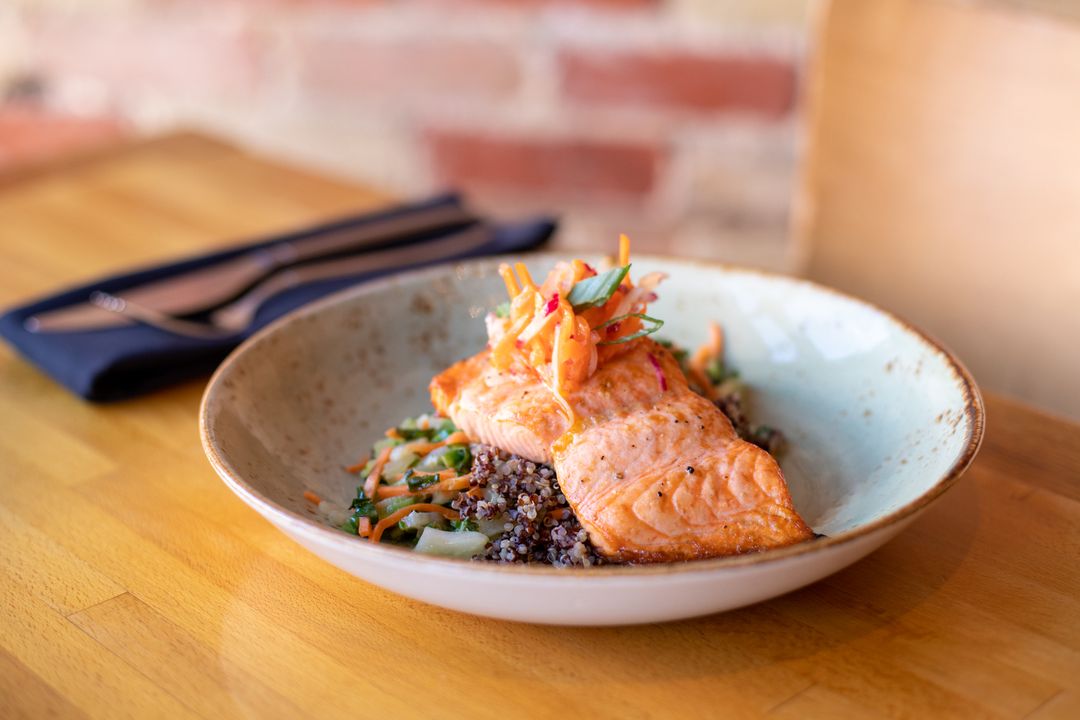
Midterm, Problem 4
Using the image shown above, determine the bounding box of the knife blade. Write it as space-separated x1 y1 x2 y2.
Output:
24 203 474 333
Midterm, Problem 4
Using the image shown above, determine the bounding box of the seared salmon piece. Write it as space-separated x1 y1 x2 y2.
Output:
430 338 814 562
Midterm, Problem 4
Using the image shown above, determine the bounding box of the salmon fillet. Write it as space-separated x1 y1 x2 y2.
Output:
430 338 814 562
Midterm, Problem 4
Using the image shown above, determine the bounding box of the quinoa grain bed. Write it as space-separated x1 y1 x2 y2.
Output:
453 444 605 567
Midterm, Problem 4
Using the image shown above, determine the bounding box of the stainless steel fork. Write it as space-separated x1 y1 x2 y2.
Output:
89 225 494 339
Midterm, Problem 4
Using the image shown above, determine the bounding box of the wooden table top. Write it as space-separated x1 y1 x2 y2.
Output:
1 133 1077 720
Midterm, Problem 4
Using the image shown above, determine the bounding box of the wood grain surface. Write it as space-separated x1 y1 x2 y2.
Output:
1 133 1078 720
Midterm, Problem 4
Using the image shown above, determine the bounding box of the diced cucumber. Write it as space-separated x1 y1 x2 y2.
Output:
372 437 402 455
383 448 419 479
375 495 417 519
398 511 446 533
475 516 510 538
415 446 450 472
414 528 490 559
429 490 455 505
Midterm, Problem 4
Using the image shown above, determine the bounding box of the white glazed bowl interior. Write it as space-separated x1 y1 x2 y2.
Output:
201 255 983 625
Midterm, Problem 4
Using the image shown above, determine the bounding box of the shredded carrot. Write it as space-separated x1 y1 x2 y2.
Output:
689 320 723 377
514 262 537 291
303 490 321 504
549 314 576 424
570 259 593 282
381 473 473 497
407 431 470 457
386 468 457 484
499 263 521 297
370 504 460 543
547 507 570 521
439 474 473 493
441 430 469 445
486 233 663 419
357 517 372 537
377 469 461 496
385 427 403 439
374 484 414 498
363 445 393 501
687 320 725 399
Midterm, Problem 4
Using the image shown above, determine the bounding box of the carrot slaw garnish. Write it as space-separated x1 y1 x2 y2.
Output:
499 264 521 297
357 517 372 537
370 504 460 543
303 490 322 504
486 234 665 422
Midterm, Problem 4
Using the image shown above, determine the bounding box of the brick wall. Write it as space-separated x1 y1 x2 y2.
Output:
0 0 808 269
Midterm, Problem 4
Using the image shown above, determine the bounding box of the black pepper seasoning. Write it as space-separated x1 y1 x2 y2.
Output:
686 466 695 474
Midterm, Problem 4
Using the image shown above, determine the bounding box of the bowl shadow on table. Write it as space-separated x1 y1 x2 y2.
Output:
509 474 981 681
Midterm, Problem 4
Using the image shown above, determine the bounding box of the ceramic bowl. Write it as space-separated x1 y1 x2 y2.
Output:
200 254 984 625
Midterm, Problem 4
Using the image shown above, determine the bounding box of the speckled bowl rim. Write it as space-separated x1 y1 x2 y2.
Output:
200 253 985 578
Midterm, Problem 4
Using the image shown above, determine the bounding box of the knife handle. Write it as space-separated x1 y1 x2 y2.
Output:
117 204 475 318
210 225 493 332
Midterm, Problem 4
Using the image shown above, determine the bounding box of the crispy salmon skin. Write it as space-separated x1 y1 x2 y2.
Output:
430 338 813 562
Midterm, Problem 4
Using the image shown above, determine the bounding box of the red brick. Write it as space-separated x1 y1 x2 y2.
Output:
0 106 128 174
559 50 796 117
27 10 261 100
297 38 520 104
426 131 662 200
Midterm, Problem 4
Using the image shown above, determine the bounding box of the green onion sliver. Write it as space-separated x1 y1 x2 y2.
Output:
595 313 665 346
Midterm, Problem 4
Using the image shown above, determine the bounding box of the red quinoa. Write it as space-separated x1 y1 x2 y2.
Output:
452 444 606 567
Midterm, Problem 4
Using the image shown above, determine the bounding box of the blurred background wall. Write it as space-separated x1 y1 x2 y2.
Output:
0 0 809 269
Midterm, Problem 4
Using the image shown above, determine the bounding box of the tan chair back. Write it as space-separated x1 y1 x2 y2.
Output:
796 0 1080 419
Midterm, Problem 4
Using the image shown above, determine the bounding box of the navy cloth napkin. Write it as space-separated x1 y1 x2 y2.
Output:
0 194 554 401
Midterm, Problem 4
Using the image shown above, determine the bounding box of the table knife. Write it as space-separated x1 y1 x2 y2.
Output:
25 203 474 333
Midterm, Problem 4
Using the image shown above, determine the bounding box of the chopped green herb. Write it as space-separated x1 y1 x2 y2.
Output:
403 468 442 491
595 313 665 345
394 417 456 442
567 265 631 311
376 495 417 519
395 427 434 441
705 357 738 384
349 493 377 518
451 518 479 532
439 444 472 474
494 301 511 318
342 490 378 533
